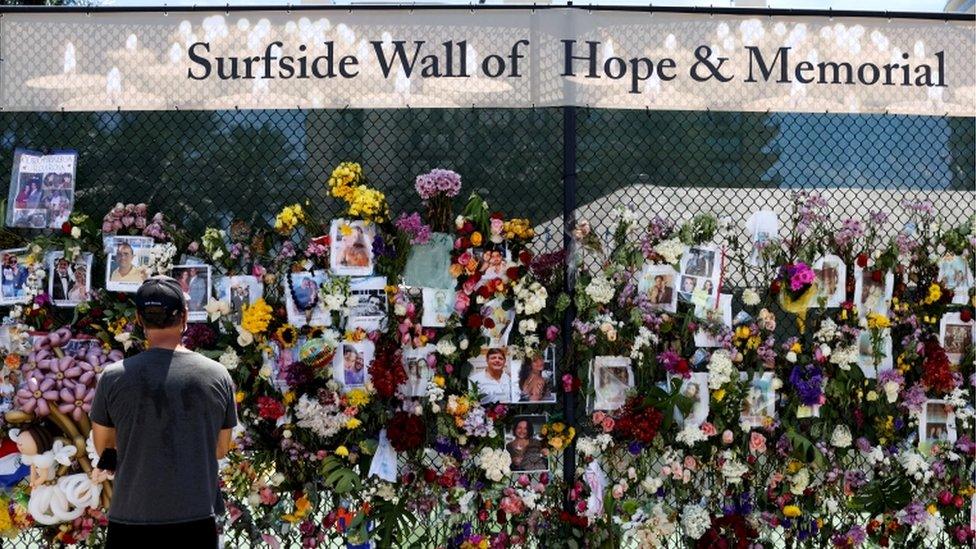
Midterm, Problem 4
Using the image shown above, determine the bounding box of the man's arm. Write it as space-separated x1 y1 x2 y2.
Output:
92 421 116 456
216 428 232 459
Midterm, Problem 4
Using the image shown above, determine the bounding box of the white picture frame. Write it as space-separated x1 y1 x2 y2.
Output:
421 287 455 328
853 266 894 319
637 263 679 313
940 312 974 366
591 356 634 412
938 254 974 305
333 339 374 392
857 329 893 379
216 275 264 325
104 236 153 293
468 347 514 404
673 371 710 428
813 254 846 308
330 219 375 277
170 264 212 323
739 371 776 429
678 245 721 304
505 414 549 473
347 276 388 332
399 345 434 398
47 251 93 308
283 271 331 327
694 293 733 347
919 399 957 447
511 346 557 404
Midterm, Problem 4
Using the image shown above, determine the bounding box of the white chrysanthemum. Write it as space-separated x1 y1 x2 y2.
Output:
585 275 616 304
790 468 810 495
218 347 239 370
294 394 345 439
830 425 852 448
436 338 457 356
680 504 710 540
676 423 707 447
654 238 687 265
898 450 931 483
707 350 736 389
721 454 748 484
742 288 761 306
829 345 858 370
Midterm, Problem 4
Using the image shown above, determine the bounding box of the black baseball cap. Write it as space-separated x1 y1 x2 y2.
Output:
135 276 187 321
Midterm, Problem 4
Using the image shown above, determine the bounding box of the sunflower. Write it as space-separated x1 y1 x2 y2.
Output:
307 326 325 340
275 324 299 348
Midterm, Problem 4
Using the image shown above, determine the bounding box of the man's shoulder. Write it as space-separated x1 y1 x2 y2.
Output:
177 352 231 379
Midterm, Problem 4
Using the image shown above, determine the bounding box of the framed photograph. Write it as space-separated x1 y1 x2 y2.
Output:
813 255 846 308
6 148 77 229
513 347 557 404
938 255 973 305
478 247 511 284
47 251 93 308
283 271 331 327
857 329 893 378
940 312 974 366
506 414 549 473
104 236 153 293
678 246 721 304
853 266 894 319
694 293 733 348
0 248 31 306
216 275 264 325
333 340 374 391
468 347 513 404
637 264 678 312
746 210 779 266
170 265 212 323
740 372 776 429
919 399 957 446
330 219 375 277
348 276 388 332
591 356 634 411
399 345 434 398
421 287 455 328
480 296 515 348
673 371 709 428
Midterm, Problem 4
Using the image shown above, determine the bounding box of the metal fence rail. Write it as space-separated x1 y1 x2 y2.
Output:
0 107 973 547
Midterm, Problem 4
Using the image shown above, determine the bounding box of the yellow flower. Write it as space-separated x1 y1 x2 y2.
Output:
339 223 353 237
551 422 565 434
433 375 446 388
282 495 312 523
274 204 306 234
783 505 801 518
345 418 362 429
241 298 273 335
926 503 938 515
549 437 564 450
347 388 370 407
275 325 299 348
924 283 942 304
235 391 245 403
790 342 802 353
747 336 761 350
470 232 483 247
335 445 350 457
712 389 726 402
283 391 296 406
866 312 891 330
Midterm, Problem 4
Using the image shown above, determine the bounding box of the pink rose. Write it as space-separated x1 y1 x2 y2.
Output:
683 455 698 471
722 430 734 445
454 293 470 314
101 221 114 233
601 417 615 432
611 484 625 499
701 422 717 437
546 325 560 342
252 264 266 277
592 411 606 424
490 218 504 235
517 474 530 487
749 432 767 454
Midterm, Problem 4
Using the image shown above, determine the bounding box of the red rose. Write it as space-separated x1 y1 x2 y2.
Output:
458 237 471 249
518 250 532 265
770 280 781 295
423 469 437 484
870 270 883 284
386 411 425 452
505 267 521 280
483 317 496 329
256 396 285 421
461 221 474 234
961 308 973 323
116 293 129 302
61 222 72 235
856 253 869 268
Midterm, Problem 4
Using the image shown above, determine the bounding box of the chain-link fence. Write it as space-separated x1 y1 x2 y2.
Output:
0 102 972 547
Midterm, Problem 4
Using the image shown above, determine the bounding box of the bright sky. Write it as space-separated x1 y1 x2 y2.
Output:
97 0 953 14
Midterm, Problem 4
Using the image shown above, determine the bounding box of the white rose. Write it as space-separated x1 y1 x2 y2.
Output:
518 319 537 335
742 288 761 306
219 348 239 370
70 226 82 239
830 425 852 448
236 327 254 347
786 351 797 363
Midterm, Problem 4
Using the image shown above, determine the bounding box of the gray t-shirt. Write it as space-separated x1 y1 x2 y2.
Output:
90 348 238 525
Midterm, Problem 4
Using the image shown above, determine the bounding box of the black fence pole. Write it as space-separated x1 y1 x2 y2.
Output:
561 105 578 515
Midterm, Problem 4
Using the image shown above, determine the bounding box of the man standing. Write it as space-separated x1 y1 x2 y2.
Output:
90 276 237 547
51 257 73 301
469 347 512 403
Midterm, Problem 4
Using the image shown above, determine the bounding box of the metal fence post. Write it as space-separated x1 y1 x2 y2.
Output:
561 105 578 516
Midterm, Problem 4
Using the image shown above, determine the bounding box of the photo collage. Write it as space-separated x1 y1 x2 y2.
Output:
678 246 722 306
5 148 77 230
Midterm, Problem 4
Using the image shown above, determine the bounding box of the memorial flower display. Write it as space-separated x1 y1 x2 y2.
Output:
0 170 970 549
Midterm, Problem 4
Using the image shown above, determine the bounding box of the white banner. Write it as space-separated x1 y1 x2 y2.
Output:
0 9 973 115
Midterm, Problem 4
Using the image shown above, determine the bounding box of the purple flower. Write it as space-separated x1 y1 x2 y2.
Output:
901 383 927 414
896 501 928 526
789 364 824 406
394 212 432 245
415 168 461 200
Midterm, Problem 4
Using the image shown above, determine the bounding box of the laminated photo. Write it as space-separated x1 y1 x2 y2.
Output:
678 246 721 304
940 312 974 366
813 255 846 308
47 252 93 308
637 264 678 313
591 356 634 411
919 399 957 446
399 345 434 398
333 340 374 392
694 293 733 347
673 372 709 428
480 296 515 348
506 414 549 473
330 219 375 277
421 287 454 328
740 372 776 429
283 271 331 327
216 275 264 325
0 248 31 306
170 265 212 323
104 236 153 293
468 347 513 404
6 148 77 230
348 276 388 332
853 266 894 319
746 210 779 266
512 347 556 404
403 232 454 289
938 254 974 305
857 329 893 378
